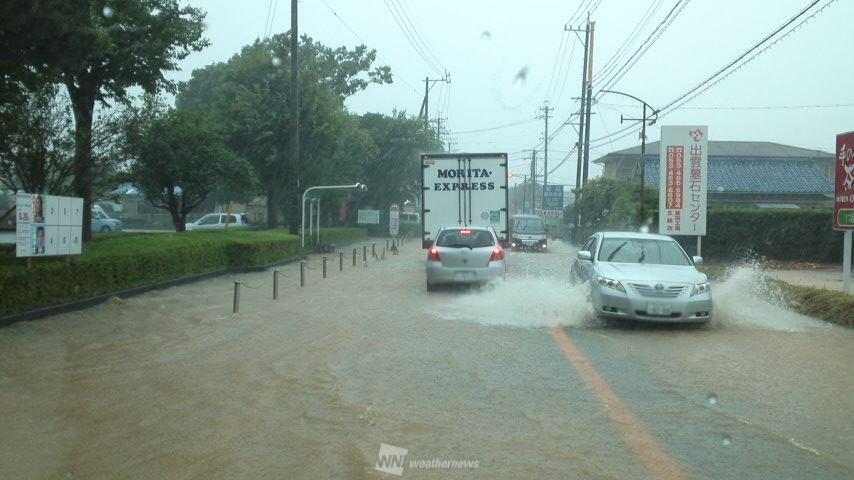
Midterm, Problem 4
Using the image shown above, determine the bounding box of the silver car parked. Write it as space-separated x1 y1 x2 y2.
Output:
571 232 712 323
425 226 506 291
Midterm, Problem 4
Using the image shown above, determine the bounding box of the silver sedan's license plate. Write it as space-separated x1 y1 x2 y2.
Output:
647 302 672 316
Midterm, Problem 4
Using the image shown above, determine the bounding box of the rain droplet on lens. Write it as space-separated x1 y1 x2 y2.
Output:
271 56 283 67
721 435 732 446
639 225 650 234
481 31 491 40
102 6 114 18
707 393 718 405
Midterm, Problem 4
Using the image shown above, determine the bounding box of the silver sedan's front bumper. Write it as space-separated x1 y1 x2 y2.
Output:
591 283 712 323
425 261 506 285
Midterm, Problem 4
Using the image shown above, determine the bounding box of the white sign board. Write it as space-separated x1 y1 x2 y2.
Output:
659 126 708 236
389 204 400 236
16 193 83 257
357 209 380 225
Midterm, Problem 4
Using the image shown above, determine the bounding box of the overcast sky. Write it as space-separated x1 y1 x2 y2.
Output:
172 0 852 186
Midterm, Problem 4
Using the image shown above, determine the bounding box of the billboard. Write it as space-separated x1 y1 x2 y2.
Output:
543 184 564 211
357 209 380 224
659 126 708 236
16 193 83 257
834 131 854 230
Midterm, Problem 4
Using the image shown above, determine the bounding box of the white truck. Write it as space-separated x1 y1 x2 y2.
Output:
420 152 509 248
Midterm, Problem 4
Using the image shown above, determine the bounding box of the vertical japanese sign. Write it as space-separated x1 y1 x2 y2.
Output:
389 203 400 236
834 131 854 230
659 126 707 236
15 193 83 257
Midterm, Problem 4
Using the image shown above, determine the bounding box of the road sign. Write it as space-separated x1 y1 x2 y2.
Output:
834 131 854 230
659 125 708 236
543 185 563 211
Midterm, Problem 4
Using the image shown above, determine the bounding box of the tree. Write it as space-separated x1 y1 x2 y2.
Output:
2 0 209 240
0 84 75 194
0 84 124 197
177 33 391 229
565 177 660 241
126 106 251 232
357 111 443 212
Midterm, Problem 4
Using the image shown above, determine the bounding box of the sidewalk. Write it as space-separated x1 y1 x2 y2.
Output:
766 265 846 292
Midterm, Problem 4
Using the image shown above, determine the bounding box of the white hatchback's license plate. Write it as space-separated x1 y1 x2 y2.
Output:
455 271 476 281
646 302 672 316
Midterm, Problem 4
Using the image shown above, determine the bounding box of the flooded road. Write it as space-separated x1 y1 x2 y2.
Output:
1 239 852 479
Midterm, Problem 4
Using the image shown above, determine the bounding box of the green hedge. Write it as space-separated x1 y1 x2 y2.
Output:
674 209 843 262
0 227 366 317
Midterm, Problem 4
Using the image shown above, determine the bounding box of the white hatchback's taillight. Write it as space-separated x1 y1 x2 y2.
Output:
489 247 504 262
427 247 441 261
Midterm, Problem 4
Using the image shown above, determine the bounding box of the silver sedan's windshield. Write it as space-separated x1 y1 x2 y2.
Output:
597 238 691 266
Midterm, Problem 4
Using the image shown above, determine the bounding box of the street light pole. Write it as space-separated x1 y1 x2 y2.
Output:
600 90 658 226
302 183 367 247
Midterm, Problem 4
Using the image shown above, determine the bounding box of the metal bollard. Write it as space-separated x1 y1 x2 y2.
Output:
353 248 357 267
386 239 389 250
382 248 386 260
363 245 367 263
339 251 344 272
372 243 376 258
300 261 306 287
322 256 328 278
233 281 241 313
273 268 279 300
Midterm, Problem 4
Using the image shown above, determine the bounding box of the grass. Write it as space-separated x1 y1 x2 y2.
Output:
770 279 854 328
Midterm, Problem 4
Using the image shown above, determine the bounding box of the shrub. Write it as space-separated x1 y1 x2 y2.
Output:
675 209 843 262
0 227 366 317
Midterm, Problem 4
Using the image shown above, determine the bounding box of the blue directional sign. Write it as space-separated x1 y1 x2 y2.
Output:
543 185 564 211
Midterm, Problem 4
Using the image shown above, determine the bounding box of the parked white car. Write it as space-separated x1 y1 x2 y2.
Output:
186 213 251 231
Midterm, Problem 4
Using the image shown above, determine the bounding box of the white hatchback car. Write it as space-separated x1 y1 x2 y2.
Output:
425 226 506 291
186 213 251 231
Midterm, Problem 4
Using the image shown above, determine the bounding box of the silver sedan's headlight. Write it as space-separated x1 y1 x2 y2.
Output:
595 275 626 293
691 282 711 296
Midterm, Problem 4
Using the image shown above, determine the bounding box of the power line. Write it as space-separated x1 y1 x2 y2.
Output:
552 35 579 107
567 0 595 27
595 0 663 84
449 118 538 135
394 0 446 72
264 0 279 38
661 0 836 114
595 0 690 94
262 0 275 39
383 0 442 74
544 31 568 99
318 0 418 92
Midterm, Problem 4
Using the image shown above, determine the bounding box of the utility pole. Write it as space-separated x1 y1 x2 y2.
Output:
538 101 554 211
530 149 538 214
582 20 595 185
601 90 658 226
566 17 591 230
420 71 450 130
289 0 299 231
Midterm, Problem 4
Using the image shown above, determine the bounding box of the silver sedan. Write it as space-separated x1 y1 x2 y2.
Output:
425 226 506 291
571 232 712 323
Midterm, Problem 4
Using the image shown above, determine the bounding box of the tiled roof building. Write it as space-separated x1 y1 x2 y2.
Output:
593 141 834 208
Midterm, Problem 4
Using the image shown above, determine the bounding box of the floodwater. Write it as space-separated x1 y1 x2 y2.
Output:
0 239 852 479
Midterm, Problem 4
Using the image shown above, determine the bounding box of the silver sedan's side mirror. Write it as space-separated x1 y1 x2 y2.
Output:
577 250 592 261
692 256 703 265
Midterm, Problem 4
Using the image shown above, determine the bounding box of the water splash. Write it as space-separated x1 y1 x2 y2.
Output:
434 277 592 328
710 262 824 332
